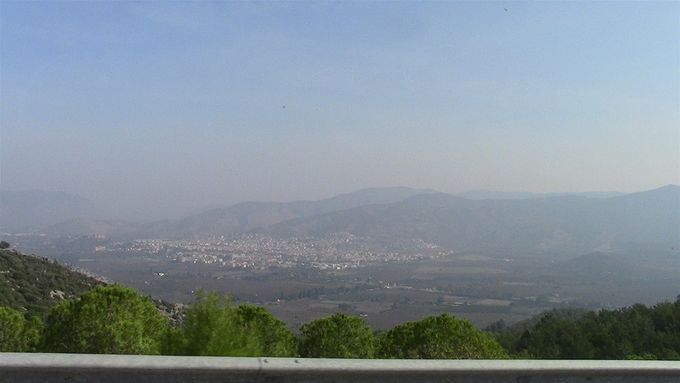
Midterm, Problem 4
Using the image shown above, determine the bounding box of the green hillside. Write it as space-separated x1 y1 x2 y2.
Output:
0 248 102 316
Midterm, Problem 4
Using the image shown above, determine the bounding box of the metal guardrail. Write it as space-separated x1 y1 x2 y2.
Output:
1 353 679 382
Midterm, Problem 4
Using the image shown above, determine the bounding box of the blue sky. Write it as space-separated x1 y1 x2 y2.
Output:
1 1 678 218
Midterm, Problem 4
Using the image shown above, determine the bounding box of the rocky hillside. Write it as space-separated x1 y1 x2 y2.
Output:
0 248 102 315
0 247 184 323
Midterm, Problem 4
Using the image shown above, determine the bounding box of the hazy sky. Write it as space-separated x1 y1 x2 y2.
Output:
1 1 678 219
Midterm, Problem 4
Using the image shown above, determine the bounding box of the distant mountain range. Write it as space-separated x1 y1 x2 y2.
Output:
260 185 680 256
142 187 438 238
3 185 679 257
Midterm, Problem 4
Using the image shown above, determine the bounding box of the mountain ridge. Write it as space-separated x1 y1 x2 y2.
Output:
9 185 679 257
259 185 680 256
141 187 438 238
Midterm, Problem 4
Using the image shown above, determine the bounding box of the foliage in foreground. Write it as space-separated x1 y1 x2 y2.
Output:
0 306 42 352
0 274 678 360
298 313 376 358
497 298 680 360
42 284 169 354
378 314 508 359
164 292 295 357
235 304 297 356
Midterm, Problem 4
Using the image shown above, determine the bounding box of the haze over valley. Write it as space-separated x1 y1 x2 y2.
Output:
3 184 679 329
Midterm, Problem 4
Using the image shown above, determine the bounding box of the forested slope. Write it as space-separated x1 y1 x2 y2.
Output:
0 248 101 315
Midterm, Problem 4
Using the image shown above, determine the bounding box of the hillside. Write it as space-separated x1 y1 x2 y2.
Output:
0 247 183 323
0 248 102 315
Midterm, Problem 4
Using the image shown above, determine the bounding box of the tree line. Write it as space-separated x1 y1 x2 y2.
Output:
493 298 680 360
0 284 505 358
1 284 679 359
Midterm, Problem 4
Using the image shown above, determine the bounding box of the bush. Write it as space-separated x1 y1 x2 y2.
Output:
298 313 375 358
42 284 169 354
378 314 508 359
166 292 295 356
0 306 42 352
235 304 296 356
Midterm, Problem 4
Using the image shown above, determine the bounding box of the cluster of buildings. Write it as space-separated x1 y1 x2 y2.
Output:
98 234 448 270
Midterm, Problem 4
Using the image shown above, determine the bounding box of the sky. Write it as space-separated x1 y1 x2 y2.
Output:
1 1 678 219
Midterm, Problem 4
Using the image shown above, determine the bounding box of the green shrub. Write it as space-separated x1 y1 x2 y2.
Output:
42 284 169 354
